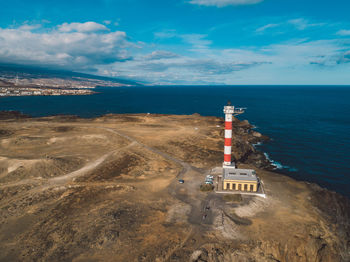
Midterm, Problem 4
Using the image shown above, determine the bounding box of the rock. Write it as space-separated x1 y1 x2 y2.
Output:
252 131 262 138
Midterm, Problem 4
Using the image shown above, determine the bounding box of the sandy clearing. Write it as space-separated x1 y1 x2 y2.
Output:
234 197 272 218
7 159 43 173
47 134 107 145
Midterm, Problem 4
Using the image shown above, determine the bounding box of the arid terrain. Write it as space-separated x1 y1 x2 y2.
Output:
0 112 349 262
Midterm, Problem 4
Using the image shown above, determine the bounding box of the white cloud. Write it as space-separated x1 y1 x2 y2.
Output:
101 44 272 84
181 34 212 49
189 0 263 7
256 23 279 32
144 51 179 60
310 49 350 66
287 18 324 30
336 29 350 36
0 19 349 85
101 38 350 85
265 39 346 66
58 22 108 33
138 59 266 74
154 31 212 49
0 23 132 70
18 24 41 31
154 29 177 39
255 18 326 35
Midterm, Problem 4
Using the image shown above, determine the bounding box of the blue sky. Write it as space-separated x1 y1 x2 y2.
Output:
0 0 350 84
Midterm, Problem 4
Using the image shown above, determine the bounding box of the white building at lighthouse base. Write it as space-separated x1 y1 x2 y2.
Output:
222 168 259 192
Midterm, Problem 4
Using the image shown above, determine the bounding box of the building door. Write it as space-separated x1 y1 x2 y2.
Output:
250 185 254 191
232 183 236 190
244 184 248 191
238 184 241 191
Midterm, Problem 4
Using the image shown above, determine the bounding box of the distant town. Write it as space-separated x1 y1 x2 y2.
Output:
0 73 131 97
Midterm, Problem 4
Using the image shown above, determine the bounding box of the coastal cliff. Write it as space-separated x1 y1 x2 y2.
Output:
0 112 348 262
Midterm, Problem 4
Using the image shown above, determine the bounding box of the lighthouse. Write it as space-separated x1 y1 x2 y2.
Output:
221 102 259 193
223 102 235 167
223 101 245 168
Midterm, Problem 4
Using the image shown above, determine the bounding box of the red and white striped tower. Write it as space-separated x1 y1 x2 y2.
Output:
223 102 235 167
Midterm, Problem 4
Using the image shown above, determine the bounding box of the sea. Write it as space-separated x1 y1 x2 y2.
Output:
0 85 349 198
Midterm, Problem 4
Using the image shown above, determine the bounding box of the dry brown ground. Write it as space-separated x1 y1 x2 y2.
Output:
0 114 348 262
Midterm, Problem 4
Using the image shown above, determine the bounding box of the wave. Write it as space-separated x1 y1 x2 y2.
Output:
252 141 262 148
263 152 298 172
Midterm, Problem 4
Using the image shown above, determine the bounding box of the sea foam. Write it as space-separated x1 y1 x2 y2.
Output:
263 152 297 171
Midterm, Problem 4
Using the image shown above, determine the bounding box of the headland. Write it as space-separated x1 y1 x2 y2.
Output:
0 112 349 261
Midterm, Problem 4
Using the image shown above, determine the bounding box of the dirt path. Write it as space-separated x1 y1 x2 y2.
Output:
0 138 136 208
49 153 112 184
1 125 214 259
48 141 137 185
101 127 192 172
98 128 221 260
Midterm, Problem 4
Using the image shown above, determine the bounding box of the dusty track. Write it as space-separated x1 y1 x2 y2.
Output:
49 140 137 185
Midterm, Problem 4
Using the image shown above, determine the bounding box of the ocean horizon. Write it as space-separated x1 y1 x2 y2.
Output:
1 85 349 198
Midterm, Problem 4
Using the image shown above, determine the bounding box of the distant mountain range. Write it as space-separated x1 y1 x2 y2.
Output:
0 64 141 86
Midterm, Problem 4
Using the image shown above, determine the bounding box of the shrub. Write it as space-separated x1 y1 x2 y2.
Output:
200 184 214 192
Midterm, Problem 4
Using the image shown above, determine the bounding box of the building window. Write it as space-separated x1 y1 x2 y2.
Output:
232 183 236 190
250 185 254 191
244 184 248 191
226 183 230 190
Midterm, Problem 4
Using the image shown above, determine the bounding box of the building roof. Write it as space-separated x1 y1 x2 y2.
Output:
223 168 258 182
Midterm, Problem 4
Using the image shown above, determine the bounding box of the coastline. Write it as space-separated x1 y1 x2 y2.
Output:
0 110 347 200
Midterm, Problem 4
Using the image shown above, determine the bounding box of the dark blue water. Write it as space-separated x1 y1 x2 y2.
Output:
1 86 349 197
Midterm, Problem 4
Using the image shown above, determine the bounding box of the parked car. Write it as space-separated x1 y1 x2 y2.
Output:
178 179 184 184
